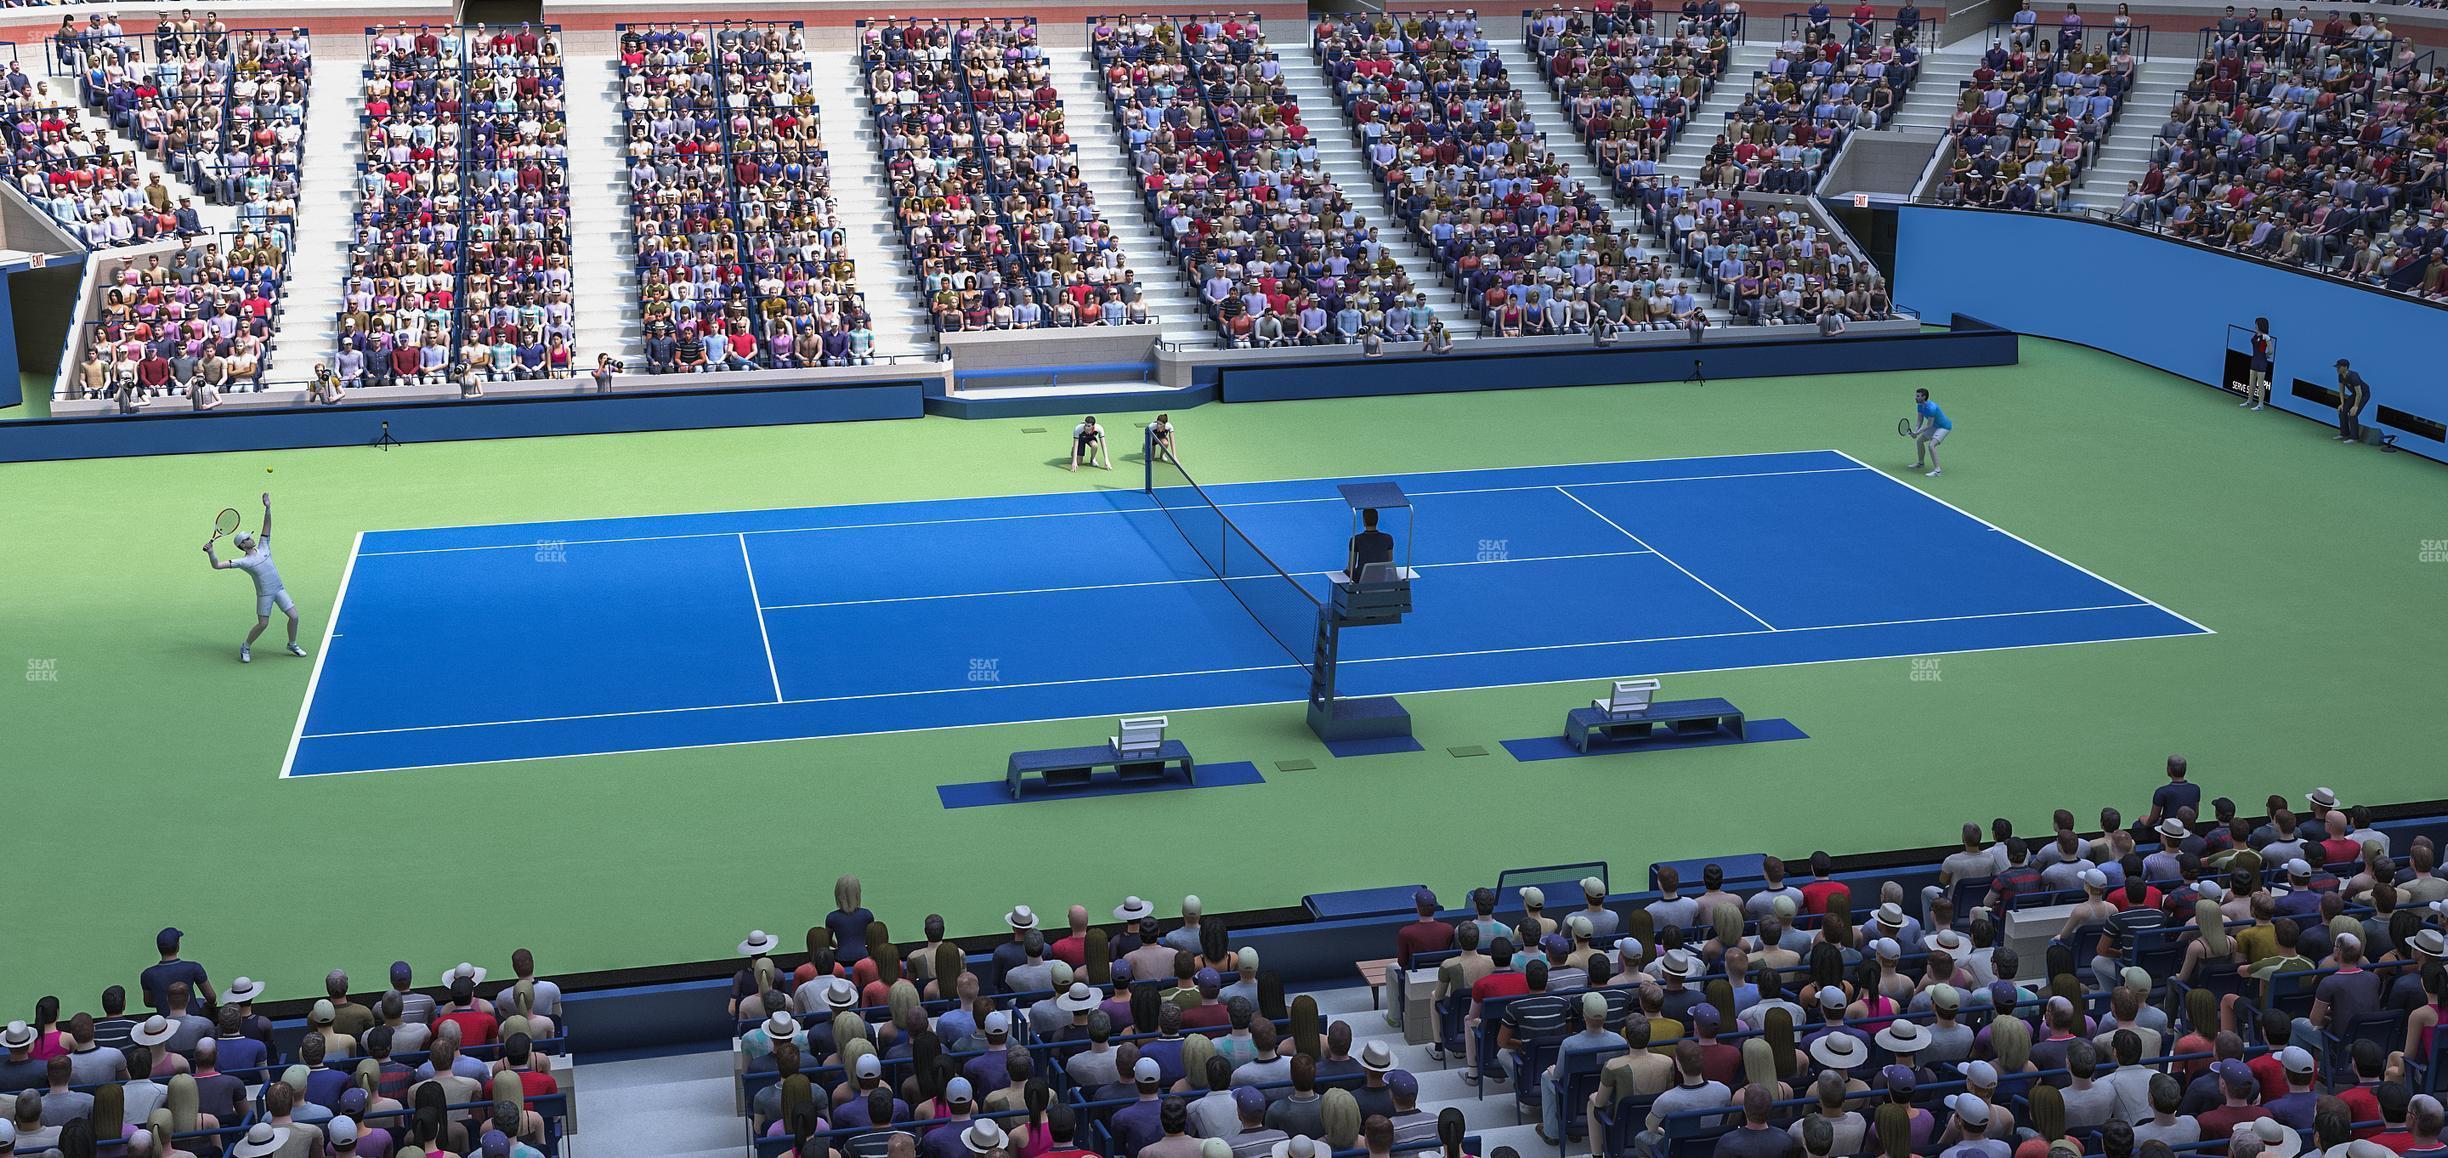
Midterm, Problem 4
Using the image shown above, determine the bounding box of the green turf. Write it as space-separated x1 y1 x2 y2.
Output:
6 370 53 420
5 336 2444 1008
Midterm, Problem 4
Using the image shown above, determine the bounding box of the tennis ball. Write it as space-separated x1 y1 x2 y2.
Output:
265 467 274 473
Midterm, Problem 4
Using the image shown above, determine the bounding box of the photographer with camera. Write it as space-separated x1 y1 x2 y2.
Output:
593 353 624 395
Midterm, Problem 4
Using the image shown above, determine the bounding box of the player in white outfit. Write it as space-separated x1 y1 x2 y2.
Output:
204 492 306 663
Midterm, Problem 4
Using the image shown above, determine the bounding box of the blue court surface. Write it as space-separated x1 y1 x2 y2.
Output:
282 450 2211 777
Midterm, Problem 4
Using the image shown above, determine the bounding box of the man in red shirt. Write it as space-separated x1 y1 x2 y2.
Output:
2195 1060 2273 1142
1464 937 1527 1083
1799 852 1851 917
1395 889 1453 969
434 977 499 1048
2335 1042 2387 1140
501 1032 558 1109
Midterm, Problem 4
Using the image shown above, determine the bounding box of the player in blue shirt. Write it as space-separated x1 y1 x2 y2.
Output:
1911 388 1953 477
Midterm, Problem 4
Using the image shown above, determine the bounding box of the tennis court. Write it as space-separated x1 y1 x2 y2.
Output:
281 449 2210 778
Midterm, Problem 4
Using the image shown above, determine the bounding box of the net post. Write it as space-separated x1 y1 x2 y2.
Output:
1143 423 1155 494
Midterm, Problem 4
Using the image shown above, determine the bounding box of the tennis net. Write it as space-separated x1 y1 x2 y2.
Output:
1147 451 1322 675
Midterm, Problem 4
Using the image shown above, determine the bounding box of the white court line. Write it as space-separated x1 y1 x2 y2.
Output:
349 465 1871 558
296 600 2153 742
1826 449 2217 636
287 608 2206 777
278 531 363 780
738 535 783 702
1553 486 1778 632
355 447 1852 538
756 548 1659 611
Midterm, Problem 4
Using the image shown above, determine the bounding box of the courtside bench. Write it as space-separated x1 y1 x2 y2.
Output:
1006 741 1196 798
1565 697 1746 752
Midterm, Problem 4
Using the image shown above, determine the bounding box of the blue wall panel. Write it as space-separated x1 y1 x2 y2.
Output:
1217 326 2019 402
0 382 927 463
1893 207 2448 462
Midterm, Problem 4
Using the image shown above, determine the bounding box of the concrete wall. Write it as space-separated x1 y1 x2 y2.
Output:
941 325 1160 384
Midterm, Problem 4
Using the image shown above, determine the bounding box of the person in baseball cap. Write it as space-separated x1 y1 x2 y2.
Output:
1520 887 1555 939
1577 877 1620 940
1398 888 1454 970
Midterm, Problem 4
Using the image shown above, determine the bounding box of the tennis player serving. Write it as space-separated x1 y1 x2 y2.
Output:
204 492 306 663
1909 388 1952 477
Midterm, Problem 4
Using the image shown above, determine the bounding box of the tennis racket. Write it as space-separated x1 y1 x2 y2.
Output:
209 507 242 545
1897 417 1915 438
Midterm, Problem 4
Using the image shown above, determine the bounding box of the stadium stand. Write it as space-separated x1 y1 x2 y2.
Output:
1947 13 2448 304
858 17 1150 332
335 22 573 391
47 22 311 399
1087 12 1434 348
617 20 886 373
9 754 2448 1158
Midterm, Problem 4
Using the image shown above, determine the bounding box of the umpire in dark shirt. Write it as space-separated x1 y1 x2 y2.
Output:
1346 509 1395 579
2334 359 2371 442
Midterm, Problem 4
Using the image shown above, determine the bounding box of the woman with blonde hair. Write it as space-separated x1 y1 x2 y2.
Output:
2176 898 2236 985
827 1012 867 1067
1741 1037 1793 1101
1320 1087 1364 1151
1703 904 1745 960
1177 1031 1216 1094
1988 1015 2036 1095
828 875 876 966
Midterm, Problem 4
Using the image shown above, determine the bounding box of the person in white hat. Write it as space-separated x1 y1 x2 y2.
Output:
230 1121 290 1158
959 1117 1009 1158
1942 1094 2007 1158
1807 1032 1868 1084
1519 887 1557 940
1921 985 1975 1065
1871 889 1925 955
991 906 1040 988
923 1076 980 1158
2050 869 2117 951
1576 877 1620 940
742 1010 800 1061
2238 1116 2304 1158
1876 1019 1932 1076
1109 1058 1168 1156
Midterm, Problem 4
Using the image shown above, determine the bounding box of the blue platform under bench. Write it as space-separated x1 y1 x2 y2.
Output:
939 759 1263 809
1006 739 1196 797
1566 696 1748 751
1501 716 1808 762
